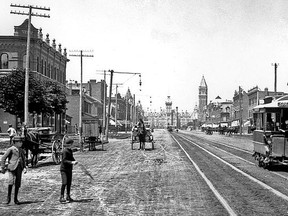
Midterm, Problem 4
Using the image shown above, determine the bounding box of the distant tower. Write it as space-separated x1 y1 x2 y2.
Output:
199 76 208 122
165 96 172 127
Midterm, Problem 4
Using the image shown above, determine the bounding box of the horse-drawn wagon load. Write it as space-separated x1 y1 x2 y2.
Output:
131 125 155 150
23 127 72 167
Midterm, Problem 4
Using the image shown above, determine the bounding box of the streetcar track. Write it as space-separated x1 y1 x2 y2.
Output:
180 132 288 182
173 133 288 204
171 134 237 216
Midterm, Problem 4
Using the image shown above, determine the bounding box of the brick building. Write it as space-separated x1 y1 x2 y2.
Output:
0 19 69 132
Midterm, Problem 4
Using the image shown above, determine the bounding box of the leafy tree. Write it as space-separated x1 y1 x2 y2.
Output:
45 79 68 114
0 69 68 120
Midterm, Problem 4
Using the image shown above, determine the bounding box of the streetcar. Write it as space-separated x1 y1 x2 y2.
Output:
252 95 288 168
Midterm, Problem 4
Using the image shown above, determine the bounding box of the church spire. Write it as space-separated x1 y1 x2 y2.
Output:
200 75 207 87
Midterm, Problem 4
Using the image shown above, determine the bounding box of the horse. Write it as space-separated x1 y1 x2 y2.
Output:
225 126 239 136
21 128 40 167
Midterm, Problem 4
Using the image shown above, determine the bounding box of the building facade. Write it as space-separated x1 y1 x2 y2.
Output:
0 19 69 132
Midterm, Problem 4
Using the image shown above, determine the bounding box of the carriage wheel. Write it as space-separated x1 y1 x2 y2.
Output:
52 139 63 164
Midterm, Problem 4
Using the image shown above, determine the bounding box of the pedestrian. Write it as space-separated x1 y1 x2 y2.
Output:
7 124 17 145
98 125 102 137
74 124 78 135
1 136 27 205
59 138 78 203
137 118 146 150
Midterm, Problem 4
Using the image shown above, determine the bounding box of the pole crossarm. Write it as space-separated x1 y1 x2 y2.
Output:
10 4 50 10
70 54 94 57
96 70 141 75
10 11 50 18
10 4 50 18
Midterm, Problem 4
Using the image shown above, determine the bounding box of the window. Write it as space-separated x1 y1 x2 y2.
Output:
0 53 9 69
36 57 39 72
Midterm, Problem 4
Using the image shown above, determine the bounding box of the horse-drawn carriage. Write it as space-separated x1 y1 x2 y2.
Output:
23 127 70 167
131 126 155 150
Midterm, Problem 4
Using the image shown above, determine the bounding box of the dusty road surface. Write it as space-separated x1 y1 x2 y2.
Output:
0 129 229 216
2 129 274 215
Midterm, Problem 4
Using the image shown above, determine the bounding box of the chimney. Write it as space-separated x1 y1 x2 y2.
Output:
58 44 62 54
39 28 43 39
52 39 56 49
264 87 269 96
45 33 50 45
63 48 67 57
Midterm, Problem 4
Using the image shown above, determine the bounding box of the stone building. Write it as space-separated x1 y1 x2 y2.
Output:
0 19 69 132
198 75 208 125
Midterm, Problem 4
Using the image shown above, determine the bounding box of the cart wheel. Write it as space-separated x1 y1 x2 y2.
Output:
52 139 62 164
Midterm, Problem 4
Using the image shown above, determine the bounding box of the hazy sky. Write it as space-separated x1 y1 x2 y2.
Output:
1 0 288 112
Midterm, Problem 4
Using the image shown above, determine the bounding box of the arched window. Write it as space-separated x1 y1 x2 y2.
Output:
0 53 9 69
226 107 230 113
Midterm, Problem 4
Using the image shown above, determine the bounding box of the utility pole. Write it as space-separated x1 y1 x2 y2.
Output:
176 106 179 128
105 70 114 143
272 63 279 97
96 70 141 141
239 86 243 136
10 3 50 126
113 83 123 134
103 71 107 139
69 50 93 150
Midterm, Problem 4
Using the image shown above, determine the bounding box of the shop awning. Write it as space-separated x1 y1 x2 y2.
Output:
109 119 123 126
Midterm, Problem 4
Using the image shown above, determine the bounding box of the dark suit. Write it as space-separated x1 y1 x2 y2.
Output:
60 147 75 200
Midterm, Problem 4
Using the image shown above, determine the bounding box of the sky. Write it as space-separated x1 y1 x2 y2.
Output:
1 0 288 112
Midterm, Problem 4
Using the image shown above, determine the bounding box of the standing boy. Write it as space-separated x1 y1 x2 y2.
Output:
1 136 27 205
60 139 78 203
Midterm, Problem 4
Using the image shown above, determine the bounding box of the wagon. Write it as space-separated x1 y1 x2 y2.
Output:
27 127 70 165
131 126 155 150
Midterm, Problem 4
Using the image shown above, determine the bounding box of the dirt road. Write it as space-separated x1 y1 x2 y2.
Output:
0 129 241 215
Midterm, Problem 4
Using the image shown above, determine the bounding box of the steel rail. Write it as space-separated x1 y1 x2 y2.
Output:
174 133 288 203
171 134 237 216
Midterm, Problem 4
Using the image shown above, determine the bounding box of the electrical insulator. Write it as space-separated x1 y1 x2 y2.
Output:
139 74 142 91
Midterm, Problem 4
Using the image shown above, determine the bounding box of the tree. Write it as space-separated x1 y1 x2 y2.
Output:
0 69 68 120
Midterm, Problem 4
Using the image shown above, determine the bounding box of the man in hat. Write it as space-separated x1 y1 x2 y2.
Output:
1 136 27 205
59 137 78 203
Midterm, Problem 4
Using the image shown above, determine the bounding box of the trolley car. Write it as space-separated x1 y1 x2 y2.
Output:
252 95 288 168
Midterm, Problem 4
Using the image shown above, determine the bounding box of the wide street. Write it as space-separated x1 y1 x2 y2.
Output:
0 129 288 215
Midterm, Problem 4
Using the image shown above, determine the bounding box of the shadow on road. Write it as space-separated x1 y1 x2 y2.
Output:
17 200 44 205
72 198 93 203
